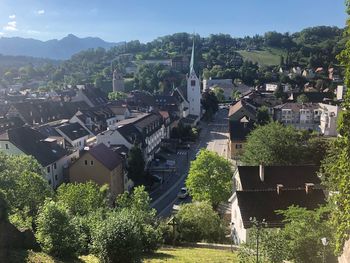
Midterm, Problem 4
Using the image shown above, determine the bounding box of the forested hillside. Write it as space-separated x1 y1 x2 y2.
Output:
0 26 345 94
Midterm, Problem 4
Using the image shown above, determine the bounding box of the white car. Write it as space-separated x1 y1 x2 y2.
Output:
177 187 189 199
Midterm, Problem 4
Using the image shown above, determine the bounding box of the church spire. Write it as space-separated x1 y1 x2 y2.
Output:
189 38 195 74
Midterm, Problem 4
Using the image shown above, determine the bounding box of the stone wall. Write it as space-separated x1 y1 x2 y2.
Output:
338 238 350 263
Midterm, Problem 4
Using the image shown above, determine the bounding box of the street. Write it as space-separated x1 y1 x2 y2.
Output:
151 108 229 217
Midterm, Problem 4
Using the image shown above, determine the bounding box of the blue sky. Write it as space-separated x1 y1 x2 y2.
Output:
0 0 347 43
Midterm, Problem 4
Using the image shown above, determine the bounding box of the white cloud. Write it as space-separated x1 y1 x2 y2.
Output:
26 30 40 35
37 10 45 15
9 14 16 20
3 21 17 31
0 32 4 36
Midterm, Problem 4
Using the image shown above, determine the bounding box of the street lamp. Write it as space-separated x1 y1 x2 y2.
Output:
321 237 328 263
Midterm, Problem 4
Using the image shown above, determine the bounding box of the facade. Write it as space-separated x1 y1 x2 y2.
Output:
55 122 91 150
228 100 257 160
112 69 125 92
96 113 165 164
186 41 201 117
69 143 125 199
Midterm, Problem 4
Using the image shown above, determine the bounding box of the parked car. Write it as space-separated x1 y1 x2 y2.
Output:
151 174 163 184
177 187 189 199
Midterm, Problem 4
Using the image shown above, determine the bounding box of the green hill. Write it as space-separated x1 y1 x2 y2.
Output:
238 48 286 66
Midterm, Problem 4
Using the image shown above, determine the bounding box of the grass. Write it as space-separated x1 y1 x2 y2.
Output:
238 48 286 66
143 247 238 263
9 247 238 263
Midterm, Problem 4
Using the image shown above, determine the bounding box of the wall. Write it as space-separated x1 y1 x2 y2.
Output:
339 239 350 263
0 141 23 155
229 140 244 160
96 129 132 149
231 195 247 244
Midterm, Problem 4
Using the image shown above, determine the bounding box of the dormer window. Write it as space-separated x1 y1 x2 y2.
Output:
191 80 196 86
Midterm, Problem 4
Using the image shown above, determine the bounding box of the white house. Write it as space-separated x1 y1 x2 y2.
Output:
55 122 91 151
0 127 79 189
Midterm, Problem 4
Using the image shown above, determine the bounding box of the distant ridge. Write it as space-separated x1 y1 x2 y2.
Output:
0 34 124 60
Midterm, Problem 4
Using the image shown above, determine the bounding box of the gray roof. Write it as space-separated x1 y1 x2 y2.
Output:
88 143 122 171
56 122 90 141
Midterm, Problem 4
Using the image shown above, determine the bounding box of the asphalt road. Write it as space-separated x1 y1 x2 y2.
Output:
151 108 229 218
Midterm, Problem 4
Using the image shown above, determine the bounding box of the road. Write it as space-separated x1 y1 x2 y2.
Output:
151 108 229 217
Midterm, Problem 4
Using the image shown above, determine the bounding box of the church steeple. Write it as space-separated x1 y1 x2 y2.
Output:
189 39 195 75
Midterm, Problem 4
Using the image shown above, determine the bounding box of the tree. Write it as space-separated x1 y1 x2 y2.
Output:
108 91 127 101
91 209 143 263
127 145 145 183
213 86 225 102
176 202 225 243
56 182 107 216
256 106 270 125
186 149 233 207
231 90 241 100
241 122 304 165
297 94 309 103
201 90 219 121
321 0 350 253
35 200 80 259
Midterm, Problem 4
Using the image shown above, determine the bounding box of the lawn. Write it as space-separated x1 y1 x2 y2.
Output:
143 247 238 263
10 247 238 262
238 48 286 66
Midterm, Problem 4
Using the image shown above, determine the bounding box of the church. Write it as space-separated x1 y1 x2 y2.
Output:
187 40 202 117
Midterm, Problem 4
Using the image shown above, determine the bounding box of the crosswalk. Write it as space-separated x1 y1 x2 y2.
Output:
177 151 187 155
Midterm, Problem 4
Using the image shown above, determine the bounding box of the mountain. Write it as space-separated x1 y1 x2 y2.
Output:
0 34 124 60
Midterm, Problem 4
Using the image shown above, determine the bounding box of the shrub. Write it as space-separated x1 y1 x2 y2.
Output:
91 210 143 263
35 200 80 258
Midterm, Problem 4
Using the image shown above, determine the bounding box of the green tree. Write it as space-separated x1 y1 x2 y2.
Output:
256 106 270 125
201 90 219 121
91 209 143 263
321 0 350 253
213 86 225 102
35 200 80 259
241 122 304 165
56 182 107 216
176 202 225 243
186 149 233 207
297 94 309 103
108 91 127 101
127 145 145 183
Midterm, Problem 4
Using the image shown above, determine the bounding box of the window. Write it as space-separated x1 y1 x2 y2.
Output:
235 144 242 149
5 144 9 149
54 163 57 169
84 160 88 165
91 160 94 166
191 80 196 86
48 180 51 185
47 166 50 173
55 174 58 180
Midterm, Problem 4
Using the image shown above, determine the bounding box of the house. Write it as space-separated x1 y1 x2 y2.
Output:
70 105 118 135
69 143 125 200
231 187 325 244
228 100 257 160
55 122 91 151
107 103 131 121
319 103 340 136
0 127 78 188
71 85 108 107
126 90 157 112
203 78 234 100
232 165 321 192
5 101 88 126
265 83 279 92
96 113 165 164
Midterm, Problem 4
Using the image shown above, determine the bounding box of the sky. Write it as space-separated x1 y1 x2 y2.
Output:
0 0 347 43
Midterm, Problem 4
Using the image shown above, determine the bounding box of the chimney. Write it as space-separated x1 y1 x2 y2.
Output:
305 183 314 194
259 164 265 182
277 184 284 195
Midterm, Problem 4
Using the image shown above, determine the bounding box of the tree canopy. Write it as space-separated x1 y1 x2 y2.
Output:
186 149 233 207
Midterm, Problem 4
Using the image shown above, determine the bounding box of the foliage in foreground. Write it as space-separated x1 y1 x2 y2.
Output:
238 206 335 263
176 202 226 243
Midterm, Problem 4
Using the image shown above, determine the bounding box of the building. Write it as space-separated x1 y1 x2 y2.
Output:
71 85 108 107
69 143 125 200
96 113 165 164
112 69 125 92
55 122 91 151
274 102 339 135
230 164 325 244
186 41 201 118
0 127 78 188
228 100 256 159
231 188 325 244
70 105 118 135
203 78 234 100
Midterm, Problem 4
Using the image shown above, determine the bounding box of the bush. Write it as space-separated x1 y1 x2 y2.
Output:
91 210 143 263
176 202 226 243
35 200 80 258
